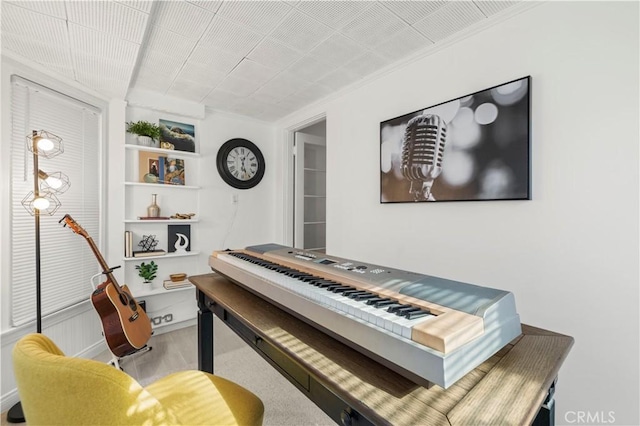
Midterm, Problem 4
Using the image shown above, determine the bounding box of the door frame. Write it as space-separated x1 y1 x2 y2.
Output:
282 112 326 246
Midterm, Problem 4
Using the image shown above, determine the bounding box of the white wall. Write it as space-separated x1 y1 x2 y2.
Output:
277 2 639 424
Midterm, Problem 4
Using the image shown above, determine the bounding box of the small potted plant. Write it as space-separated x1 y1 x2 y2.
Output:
136 261 158 285
126 120 161 147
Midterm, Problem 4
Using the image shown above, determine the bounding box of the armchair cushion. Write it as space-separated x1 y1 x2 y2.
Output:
12 333 264 426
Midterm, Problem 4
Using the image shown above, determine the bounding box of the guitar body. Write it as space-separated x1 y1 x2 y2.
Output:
91 281 152 357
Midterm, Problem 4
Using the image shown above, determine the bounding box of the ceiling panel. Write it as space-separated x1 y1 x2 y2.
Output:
340 2 408 48
66 1 148 43
269 10 334 53
1 0 524 121
153 0 215 39
381 1 447 25
216 1 292 34
294 1 373 29
412 1 486 42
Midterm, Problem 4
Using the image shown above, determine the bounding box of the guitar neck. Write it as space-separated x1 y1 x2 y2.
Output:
84 235 121 292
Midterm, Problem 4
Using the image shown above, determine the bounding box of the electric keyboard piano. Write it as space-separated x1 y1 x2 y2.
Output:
209 243 521 389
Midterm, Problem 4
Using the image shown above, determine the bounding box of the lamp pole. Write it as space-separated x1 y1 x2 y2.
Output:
8 130 66 423
32 130 42 333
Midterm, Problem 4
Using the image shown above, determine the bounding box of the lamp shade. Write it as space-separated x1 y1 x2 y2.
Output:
27 130 64 159
21 191 61 216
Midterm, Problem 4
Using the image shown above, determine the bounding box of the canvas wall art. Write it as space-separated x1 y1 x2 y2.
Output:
159 119 196 153
380 76 531 203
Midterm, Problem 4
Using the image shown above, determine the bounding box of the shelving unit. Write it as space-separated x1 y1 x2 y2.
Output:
123 133 203 332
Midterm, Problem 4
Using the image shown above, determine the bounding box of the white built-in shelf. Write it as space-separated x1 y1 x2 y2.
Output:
125 182 200 189
125 144 200 158
124 251 201 261
304 195 326 198
304 221 326 225
304 167 326 172
134 284 195 298
124 219 199 224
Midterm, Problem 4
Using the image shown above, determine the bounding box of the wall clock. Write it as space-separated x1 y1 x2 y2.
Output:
216 138 265 189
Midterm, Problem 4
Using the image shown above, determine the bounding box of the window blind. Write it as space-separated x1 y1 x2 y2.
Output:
10 77 102 327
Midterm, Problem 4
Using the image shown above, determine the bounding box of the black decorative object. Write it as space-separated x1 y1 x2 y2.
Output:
168 224 191 253
380 76 531 203
138 235 159 252
217 138 265 189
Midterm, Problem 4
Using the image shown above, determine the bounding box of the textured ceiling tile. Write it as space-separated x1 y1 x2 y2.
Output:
144 25 196 63
294 1 373 29
2 2 68 44
138 49 185 78
381 1 448 24
76 73 128 98
167 78 214 102
269 10 333 53
412 1 485 42
256 104 293 121
341 51 390 78
295 83 333 100
200 15 263 56
73 52 133 82
473 1 520 16
215 75 262 97
176 61 227 87
217 1 292 35
375 27 432 62
1 35 74 79
228 59 278 86
340 2 408 48
66 1 148 43
308 33 365 66
154 0 215 39
134 65 176 91
186 1 223 13
5 1 67 19
68 23 139 63
153 1 214 40
256 70 308 100
247 38 302 70
228 97 273 117
189 45 243 74
315 67 361 91
117 1 153 13
287 55 336 82
202 89 243 109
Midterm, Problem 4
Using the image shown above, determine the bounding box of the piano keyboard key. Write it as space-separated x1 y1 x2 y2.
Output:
223 252 435 341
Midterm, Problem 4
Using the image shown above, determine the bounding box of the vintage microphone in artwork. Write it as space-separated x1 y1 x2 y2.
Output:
401 114 448 201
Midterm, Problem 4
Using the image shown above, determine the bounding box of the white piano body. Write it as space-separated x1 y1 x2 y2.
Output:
209 243 521 389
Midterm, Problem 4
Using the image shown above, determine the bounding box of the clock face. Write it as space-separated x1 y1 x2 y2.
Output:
217 138 265 189
226 146 259 181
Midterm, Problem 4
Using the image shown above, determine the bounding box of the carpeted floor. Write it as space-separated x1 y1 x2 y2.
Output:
2 318 333 425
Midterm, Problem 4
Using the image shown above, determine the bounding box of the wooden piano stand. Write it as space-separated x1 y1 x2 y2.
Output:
191 273 573 426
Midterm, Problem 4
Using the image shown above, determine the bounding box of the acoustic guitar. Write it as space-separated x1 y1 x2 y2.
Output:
60 214 152 357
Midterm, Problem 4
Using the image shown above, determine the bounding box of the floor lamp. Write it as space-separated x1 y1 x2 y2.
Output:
7 130 69 424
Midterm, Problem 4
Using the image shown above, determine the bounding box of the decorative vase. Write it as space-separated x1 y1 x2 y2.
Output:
137 135 153 147
147 194 160 217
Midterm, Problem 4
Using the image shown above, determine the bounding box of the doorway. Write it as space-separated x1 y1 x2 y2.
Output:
294 120 326 252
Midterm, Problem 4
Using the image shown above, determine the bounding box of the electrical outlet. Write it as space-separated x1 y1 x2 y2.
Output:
232 193 239 204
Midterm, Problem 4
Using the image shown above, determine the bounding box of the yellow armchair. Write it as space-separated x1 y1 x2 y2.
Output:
12 333 264 425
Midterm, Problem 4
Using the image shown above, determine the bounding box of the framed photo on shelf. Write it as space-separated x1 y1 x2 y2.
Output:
139 151 160 183
168 224 190 253
380 76 531 203
161 157 185 185
159 119 196 153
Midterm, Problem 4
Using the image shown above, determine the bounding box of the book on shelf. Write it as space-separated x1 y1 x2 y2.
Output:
138 151 185 186
163 279 192 290
132 249 166 258
137 216 171 220
124 231 133 258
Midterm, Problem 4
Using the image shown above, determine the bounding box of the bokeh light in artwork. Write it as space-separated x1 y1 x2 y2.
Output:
475 103 499 125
